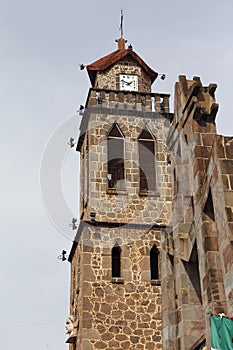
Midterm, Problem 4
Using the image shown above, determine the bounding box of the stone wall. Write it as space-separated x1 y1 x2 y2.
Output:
69 85 172 349
69 73 233 349
214 136 233 315
163 75 233 349
95 56 152 93
79 108 172 227
70 225 164 350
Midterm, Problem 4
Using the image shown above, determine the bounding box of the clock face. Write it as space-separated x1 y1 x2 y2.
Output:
119 74 138 91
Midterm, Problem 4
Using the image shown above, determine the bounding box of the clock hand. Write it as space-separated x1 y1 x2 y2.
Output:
120 79 133 85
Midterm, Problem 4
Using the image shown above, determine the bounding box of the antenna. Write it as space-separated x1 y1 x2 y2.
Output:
119 9 124 38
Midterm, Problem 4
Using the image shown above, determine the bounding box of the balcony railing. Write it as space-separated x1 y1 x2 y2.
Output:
85 88 170 114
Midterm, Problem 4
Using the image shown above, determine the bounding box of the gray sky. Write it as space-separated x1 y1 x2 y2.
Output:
1 0 233 349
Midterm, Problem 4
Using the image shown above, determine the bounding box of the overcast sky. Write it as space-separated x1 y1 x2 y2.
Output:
1 1 233 349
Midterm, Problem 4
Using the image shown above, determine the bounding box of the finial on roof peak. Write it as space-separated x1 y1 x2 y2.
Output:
115 37 127 50
118 37 126 50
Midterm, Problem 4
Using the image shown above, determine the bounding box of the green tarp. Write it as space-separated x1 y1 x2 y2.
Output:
211 315 233 349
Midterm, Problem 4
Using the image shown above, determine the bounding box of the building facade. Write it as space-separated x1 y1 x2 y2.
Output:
162 75 233 349
66 38 233 349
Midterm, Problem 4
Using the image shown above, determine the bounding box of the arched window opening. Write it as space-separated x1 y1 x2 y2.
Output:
138 127 156 193
107 123 125 189
150 244 159 280
112 244 121 278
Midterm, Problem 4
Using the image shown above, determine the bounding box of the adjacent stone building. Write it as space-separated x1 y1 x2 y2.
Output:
67 38 233 349
162 76 233 349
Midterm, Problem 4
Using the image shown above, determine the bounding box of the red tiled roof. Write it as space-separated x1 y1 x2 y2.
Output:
86 39 158 86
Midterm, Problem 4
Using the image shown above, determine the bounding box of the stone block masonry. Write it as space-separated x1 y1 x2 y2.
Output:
78 107 172 227
163 75 233 349
95 57 152 93
69 225 165 350
67 39 233 349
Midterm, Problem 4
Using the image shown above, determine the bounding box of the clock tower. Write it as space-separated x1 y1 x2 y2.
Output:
67 37 172 350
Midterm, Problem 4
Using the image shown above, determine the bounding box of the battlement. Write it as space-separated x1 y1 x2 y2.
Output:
86 88 170 114
173 75 218 126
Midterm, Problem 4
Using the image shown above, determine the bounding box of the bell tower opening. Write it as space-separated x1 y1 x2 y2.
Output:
138 126 156 193
107 123 125 189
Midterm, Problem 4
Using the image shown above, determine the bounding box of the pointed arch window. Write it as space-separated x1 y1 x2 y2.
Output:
150 244 159 280
138 127 156 193
107 123 125 189
112 244 121 278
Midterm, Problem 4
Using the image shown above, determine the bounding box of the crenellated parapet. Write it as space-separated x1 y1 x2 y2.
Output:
173 75 218 127
86 87 171 115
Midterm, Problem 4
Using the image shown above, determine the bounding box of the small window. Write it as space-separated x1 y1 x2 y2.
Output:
112 244 121 278
150 244 159 280
138 127 156 192
107 123 125 189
